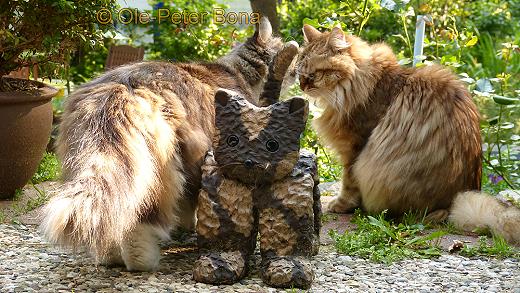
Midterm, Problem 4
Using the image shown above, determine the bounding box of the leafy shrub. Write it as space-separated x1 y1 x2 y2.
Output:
69 39 113 84
146 0 253 62
0 0 118 78
301 110 343 182
31 153 61 184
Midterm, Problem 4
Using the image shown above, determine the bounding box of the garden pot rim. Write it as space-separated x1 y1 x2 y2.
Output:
0 77 58 104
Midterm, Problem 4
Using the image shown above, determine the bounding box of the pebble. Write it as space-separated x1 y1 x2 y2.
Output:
1 224 520 292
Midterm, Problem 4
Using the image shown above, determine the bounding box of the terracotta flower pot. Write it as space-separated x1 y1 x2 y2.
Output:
0 78 58 199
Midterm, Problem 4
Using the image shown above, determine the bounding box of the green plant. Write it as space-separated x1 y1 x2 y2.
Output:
69 39 113 85
461 235 520 258
12 188 23 201
31 152 61 184
0 0 118 86
12 184 49 216
300 111 342 182
146 0 252 62
279 0 342 43
329 210 446 263
321 213 339 224
26 183 50 212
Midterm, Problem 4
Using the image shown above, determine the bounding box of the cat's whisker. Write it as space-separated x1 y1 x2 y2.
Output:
215 162 244 171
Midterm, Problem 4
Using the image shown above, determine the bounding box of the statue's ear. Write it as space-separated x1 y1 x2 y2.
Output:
215 89 233 107
302 24 321 43
286 97 309 122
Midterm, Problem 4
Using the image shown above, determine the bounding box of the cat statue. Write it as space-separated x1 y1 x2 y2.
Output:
193 88 321 289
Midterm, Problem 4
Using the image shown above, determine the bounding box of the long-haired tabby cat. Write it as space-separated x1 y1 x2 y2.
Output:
40 18 292 271
297 24 520 244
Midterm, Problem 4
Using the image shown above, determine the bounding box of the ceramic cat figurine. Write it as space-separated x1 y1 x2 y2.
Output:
193 89 321 289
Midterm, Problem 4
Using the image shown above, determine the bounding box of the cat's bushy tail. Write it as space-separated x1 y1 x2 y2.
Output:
40 82 183 259
449 191 520 244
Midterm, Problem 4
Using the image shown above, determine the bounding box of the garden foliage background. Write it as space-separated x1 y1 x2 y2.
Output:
67 0 519 194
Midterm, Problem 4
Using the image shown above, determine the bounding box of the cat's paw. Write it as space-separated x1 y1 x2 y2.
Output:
425 209 449 224
499 208 520 245
97 246 125 268
120 223 162 271
326 195 359 213
193 251 247 284
261 256 314 289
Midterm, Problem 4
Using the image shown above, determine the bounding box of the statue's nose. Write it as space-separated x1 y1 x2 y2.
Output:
244 159 255 168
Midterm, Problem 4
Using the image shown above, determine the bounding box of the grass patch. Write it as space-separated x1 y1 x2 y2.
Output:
321 213 338 224
31 152 60 184
25 183 49 212
12 183 49 216
0 210 5 223
329 210 447 263
320 190 334 197
12 188 23 201
461 235 520 258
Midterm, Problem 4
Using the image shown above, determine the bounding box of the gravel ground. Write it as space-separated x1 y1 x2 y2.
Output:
1 223 520 293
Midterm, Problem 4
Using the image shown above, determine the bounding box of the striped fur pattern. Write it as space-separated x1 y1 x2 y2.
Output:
297 25 520 244
193 90 320 289
259 40 299 106
40 18 286 271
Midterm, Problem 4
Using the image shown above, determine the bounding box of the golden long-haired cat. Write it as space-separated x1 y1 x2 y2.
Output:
40 18 289 271
297 24 520 244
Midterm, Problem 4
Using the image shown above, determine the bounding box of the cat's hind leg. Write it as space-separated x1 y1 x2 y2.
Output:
120 223 168 271
97 246 124 267
121 153 186 271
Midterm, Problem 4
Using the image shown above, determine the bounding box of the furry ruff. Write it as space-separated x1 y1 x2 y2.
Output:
450 191 520 245
40 82 185 260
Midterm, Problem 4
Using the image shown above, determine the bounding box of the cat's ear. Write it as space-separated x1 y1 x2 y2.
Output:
286 97 309 121
256 16 272 46
215 89 233 107
303 24 321 43
328 26 350 52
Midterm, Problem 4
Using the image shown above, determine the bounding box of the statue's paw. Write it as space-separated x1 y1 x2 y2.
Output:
261 256 314 289
193 251 247 285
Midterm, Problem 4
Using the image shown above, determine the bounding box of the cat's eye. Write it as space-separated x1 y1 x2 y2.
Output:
227 135 239 147
308 73 315 80
266 139 279 152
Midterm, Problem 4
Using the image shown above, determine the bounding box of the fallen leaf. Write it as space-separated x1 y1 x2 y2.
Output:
448 240 464 253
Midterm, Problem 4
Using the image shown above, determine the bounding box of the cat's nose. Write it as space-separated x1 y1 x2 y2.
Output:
244 159 255 168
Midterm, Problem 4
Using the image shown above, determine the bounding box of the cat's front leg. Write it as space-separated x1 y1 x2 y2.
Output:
327 166 362 213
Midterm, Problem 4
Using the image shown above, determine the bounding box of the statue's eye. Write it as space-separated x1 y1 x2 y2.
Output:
226 135 239 147
266 139 279 153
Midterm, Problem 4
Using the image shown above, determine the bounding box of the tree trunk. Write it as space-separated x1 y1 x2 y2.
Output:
250 0 280 36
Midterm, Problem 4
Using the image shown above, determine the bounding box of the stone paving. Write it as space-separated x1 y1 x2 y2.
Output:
1 182 519 292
